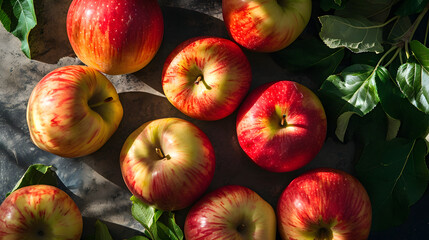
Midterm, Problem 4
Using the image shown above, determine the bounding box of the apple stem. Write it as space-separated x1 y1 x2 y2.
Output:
280 114 287 126
195 75 203 85
194 75 212 90
155 148 171 160
89 97 113 108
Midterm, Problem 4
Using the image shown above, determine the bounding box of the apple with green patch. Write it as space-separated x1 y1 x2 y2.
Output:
277 168 372 240
0 185 83 240
120 118 215 211
67 0 164 75
162 36 252 121
27 65 123 158
222 0 312 52
236 80 327 172
184 185 276 240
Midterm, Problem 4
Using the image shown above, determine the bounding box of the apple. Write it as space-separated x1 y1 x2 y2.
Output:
184 185 276 240
27 65 123 158
277 168 372 240
0 185 83 240
67 0 164 75
120 117 215 211
162 36 252 121
222 0 312 52
236 80 327 172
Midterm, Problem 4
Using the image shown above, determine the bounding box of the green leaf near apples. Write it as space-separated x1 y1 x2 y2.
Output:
6 163 58 197
0 0 37 58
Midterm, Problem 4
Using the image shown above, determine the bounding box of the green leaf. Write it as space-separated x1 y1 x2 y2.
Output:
387 17 411 43
320 64 383 141
131 196 158 239
162 212 184 240
355 138 429 230
6 164 58 197
320 0 344 11
272 37 344 84
395 0 429 16
375 65 429 139
335 0 398 23
0 0 37 58
157 222 179 240
95 220 113 240
396 62 429 114
319 15 384 53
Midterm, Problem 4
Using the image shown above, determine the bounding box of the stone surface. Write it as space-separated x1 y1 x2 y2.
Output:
0 0 427 239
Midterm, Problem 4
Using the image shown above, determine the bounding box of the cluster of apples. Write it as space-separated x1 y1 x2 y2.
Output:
0 0 373 240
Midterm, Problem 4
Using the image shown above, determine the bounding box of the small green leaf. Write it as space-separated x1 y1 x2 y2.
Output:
95 220 113 240
130 196 157 239
6 164 58 197
272 37 344 84
157 222 179 240
355 138 429 230
0 0 37 58
376 65 429 139
395 0 429 16
335 0 398 23
396 62 429 114
319 15 384 53
162 212 184 240
410 40 429 67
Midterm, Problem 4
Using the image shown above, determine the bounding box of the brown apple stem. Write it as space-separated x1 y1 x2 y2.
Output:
89 97 113 108
194 75 203 85
155 148 171 160
237 223 246 233
194 75 212 90
280 114 287 126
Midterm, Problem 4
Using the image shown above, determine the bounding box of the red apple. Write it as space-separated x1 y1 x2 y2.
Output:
277 168 372 240
120 118 215 211
27 65 123 158
162 36 252 121
222 0 312 52
0 185 83 240
185 185 276 240
236 80 327 172
67 0 164 75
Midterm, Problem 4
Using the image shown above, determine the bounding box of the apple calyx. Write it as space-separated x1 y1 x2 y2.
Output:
194 75 212 90
236 223 247 233
315 227 333 240
155 147 171 160
89 96 114 108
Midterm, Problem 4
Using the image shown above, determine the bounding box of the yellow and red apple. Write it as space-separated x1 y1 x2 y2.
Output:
120 118 215 211
0 185 83 240
236 80 327 172
27 65 123 158
277 168 372 240
184 185 276 240
67 0 164 75
162 37 252 121
222 0 312 52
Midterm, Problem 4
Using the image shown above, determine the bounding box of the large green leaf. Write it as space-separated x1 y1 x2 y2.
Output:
320 64 381 141
319 15 384 53
6 164 58 197
131 196 158 239
395 0 429 16
376 66 429 139
355 138 429 230
0 0 37 58
272 37 344 84
335 0 398 23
